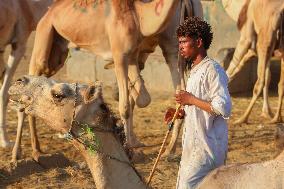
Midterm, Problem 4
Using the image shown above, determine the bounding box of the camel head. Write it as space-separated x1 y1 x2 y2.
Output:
8 76 111 135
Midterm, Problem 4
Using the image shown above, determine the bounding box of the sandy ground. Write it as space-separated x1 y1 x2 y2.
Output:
0 34 283 189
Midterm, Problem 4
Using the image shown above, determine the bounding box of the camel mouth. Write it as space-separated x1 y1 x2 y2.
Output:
8 93 31 112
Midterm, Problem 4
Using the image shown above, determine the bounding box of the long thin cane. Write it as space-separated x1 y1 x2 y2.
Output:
146 104 181 186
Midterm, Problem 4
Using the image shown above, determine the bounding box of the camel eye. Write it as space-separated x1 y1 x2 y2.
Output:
51 91 66 101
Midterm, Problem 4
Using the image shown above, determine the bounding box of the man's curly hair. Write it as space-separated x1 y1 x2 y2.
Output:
176 17 213 50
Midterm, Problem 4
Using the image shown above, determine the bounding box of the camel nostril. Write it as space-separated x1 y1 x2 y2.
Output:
16 76 28 84
16 78 23 82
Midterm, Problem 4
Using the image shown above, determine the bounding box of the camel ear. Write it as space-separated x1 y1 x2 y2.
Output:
83 82 103 104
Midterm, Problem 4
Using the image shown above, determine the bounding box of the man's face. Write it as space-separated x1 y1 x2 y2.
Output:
178 36 199 60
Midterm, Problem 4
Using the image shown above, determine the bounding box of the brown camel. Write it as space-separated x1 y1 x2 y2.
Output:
0 0 53 148
8 75 147 189
20 0 203 161
224 0 284 124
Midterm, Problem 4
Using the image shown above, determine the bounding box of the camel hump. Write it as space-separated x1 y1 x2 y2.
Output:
237 0 251 30
134 0 179 36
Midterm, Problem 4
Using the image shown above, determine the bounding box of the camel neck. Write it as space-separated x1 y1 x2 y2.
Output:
71 130 146 189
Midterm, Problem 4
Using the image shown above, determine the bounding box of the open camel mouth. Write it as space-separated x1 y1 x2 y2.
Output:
8 92 32 112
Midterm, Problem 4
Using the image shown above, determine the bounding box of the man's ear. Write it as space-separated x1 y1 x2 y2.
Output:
196 38 203 48
83 82 102 104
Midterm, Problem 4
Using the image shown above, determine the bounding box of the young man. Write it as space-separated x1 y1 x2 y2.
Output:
175 17 232 189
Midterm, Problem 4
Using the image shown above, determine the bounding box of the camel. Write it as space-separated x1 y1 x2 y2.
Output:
196 152 284 188
19 0 203 161
0 0 53 148
197 124 284 189
8 75 147 189
10 76 284 189
223 0 284 124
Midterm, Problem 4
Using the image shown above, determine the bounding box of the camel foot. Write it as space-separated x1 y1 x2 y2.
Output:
269 116 283 124
261 112 273 119
11 154 21 163
32 150 44 162
161 148 176 158
127 134 146 148
11 148 22 163
0 140 14 148
164 154 181 162
127 139 146 148
233 117 248 125
130 149 145 163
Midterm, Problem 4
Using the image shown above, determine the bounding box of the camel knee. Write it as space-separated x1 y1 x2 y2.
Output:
253 80 265 96
29 60 52 76
134 85 151 108
129 76 151 108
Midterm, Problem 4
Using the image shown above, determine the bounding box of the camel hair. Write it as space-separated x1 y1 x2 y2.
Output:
9 75 284 189
15 0 203 162
0 0 53 148
8 75 148 189
224 0 284 124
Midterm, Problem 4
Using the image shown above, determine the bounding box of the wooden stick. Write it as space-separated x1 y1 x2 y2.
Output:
146 104 181 186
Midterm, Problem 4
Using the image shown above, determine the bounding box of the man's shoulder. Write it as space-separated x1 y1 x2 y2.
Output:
205 58 224 72
205 58 228 80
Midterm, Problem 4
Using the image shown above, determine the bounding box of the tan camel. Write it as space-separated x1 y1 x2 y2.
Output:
104 0 203 157
8 75 147 189
197 125 284 189
197 152 284 188
9 76 284 189
21 0 203 161
0 0 53 148
224 0 284 124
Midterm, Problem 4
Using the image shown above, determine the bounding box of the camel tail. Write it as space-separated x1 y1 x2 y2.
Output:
237 0 251 31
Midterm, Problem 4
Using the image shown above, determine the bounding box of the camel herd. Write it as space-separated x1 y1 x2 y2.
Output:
1 0 284 188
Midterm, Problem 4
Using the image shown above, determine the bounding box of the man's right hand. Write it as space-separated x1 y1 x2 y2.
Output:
164 107 185 124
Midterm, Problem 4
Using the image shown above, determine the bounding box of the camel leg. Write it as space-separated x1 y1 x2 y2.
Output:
28 13 55 161
270 58 284 123
126 95 146 147
11 110 25 162
0 48 5 82
226 20 255 81
162 119 183 157
228 49 256 82
159 44 184 156
234 28 276 125
127 51 151 109
127 54 151 147
0 49 8 147
261 65 273 118
108 49 131 146
0 38 28 148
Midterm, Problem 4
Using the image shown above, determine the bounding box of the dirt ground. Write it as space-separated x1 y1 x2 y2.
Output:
0 34 283 189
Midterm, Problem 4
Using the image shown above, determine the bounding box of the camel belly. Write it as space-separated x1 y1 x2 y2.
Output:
51 0 112 59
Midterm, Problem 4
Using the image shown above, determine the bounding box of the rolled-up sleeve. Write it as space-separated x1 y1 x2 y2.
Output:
208 64 232 119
